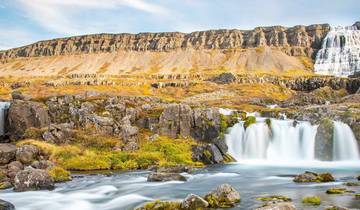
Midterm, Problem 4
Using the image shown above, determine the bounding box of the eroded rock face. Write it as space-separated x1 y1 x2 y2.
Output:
314 118 334 161
0 144 17 165
204 184 240 208
8 100 50 140
14 168 54 192
159 104 193 139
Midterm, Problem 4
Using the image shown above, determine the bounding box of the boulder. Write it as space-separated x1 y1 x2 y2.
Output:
8 100 50 139
31 160 55 170
0 144 17 165
6 161 24 180
159 104 193 139
293 171 334 183
14 168 54 192
135 200 182 210
0 200 15 210
42 123 74 144
16 145 39 165
181 194 209 210
156 165 193 173
204 184 240 208
256 202 296 210
11 91 31 101
209 72 237 84
192 144 224 164
147 172 187 182
314 118 334 161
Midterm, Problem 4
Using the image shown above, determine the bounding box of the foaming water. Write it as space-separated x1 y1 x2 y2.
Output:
314 25 360 77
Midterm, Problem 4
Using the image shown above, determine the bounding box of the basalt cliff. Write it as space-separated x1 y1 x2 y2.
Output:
0 23 338 76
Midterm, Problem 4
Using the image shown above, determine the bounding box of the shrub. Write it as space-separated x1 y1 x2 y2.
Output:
47 166 72 182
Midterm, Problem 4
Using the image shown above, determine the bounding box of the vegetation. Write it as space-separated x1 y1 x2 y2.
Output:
136 200 181 210
47 166 72 182
302 196 321 205
244 116 256 129
344 182 360 186
326 188 354 194
256 195 291 202
17 135 202 171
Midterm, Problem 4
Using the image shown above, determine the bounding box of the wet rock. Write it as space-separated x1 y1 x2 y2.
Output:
0 144 17 165
16 145 39 165
135 200 182 210
256 195 292 202
204 184 240 208
14 168 54 192
147 172 187 182
192 144 224 164
31 160 55 170
293 171 334 183
181 193 209 210
301 196 321 205
156 165 193 174
0 199 15 210
8 100 50 140
209 72 237 84
314 118 334 161
256 202 296 210
324 206 348 210
6 161 24 180
326 188 354 194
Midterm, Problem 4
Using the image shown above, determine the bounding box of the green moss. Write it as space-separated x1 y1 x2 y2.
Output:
136 200 181 210
0 181 12 189
73 131 119 150
205 194 240 208
344 182 360 186
47 166 72 182
24 127 46 139
256 195 291 202
244 116 256 129
355 194 360 199
302 196 321 205
326 188 354 194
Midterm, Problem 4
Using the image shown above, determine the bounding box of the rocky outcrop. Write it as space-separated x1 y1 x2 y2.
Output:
0 23 331 60
293 171 335 183
0 144 17 164
14 168 54 192
8 100 50 140
204 184 241 208
147 172 187 182
314 118 334 161
209 72 237 84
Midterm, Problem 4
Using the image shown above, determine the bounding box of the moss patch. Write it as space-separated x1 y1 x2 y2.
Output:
47 166 72 182
302 196 321 205
243 116 256 129
326 188 354 194
256 195 291 202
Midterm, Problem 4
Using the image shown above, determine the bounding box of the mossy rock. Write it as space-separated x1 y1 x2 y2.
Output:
302 196 321 205
344 182 360 186
0 181 12 189
355 194 360 199
243 116 256 129
314 118 334 161
326 188 354 194
256 195 291 202
47 166 72 182
135 200 182 210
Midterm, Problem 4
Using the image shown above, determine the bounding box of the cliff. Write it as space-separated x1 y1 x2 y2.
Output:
0 23 332 76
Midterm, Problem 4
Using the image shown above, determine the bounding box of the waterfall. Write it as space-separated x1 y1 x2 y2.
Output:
225 117 359 162
333 121 360 161
0 102 10 136
314 25 360 77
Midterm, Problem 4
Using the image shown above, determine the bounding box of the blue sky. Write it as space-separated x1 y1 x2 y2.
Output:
0 0 359 50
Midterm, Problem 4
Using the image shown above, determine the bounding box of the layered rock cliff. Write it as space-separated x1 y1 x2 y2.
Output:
0 24 330 60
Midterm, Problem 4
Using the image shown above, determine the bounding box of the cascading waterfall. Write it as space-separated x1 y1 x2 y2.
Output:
314 25 360 77
0 102 10 136
225 117 360 162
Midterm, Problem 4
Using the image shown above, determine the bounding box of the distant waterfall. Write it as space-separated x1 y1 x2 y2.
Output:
314 25 360 77
225 117 359 162
0 102 10 136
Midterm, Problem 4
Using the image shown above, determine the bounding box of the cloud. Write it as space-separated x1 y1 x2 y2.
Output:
0 28 38 50
15 0 171 35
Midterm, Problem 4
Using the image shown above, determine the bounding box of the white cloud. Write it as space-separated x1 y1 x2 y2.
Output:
16 0 171 35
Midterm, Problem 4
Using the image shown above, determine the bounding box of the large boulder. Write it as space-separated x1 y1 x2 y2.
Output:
314 118 334 161
159 104 193 139
14 168 54 192
204 184 240 208
181 194 209 210
293 171 335 183
147 172 187 182
0 144 17 165
0 200 15 210
8 100 50 139
16 145 39 165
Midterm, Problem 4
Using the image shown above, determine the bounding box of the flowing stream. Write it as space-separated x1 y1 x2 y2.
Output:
314 25 360 77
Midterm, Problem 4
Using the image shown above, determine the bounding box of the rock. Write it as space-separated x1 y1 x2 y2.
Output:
204 184 240 208
293 171 334 183
0 144 17 165
16 145 39 165
0 200 15 210
256 195 292 202
191 144 224 164
14 168 54 192
301 196 321 205
326 188 354 194
0 181 12 190
147 172 187 182
11 91 31 100
135 200 182 210
181 194 209 210
314 118 334 161
256 202 296 210
156 165 193 173
31 160 55 169
6 161 24 180
209 72 237 84
192 108 221 142
120 116 139 151
324 206 348 210
159 104 193 139
42 123 74 144
8 100 50 139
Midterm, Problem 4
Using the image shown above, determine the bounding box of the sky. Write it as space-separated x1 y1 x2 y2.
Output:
0 0 359 50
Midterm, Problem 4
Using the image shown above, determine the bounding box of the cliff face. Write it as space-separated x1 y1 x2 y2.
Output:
0 24 330 60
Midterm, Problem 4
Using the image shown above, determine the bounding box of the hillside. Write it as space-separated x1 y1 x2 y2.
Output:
0 24 331 77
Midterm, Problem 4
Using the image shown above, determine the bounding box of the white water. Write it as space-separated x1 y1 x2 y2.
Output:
0 102 10 136
314 25 360 77
225 117 360 162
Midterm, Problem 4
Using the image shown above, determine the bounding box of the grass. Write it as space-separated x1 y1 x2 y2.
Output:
17 134 202 171
47 166 72 182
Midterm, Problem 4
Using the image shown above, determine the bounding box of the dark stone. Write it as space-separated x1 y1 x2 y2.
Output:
0 200 15 210
147 172 187 182
209 72 237 84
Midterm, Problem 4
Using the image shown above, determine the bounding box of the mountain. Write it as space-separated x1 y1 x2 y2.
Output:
0 23 333 76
